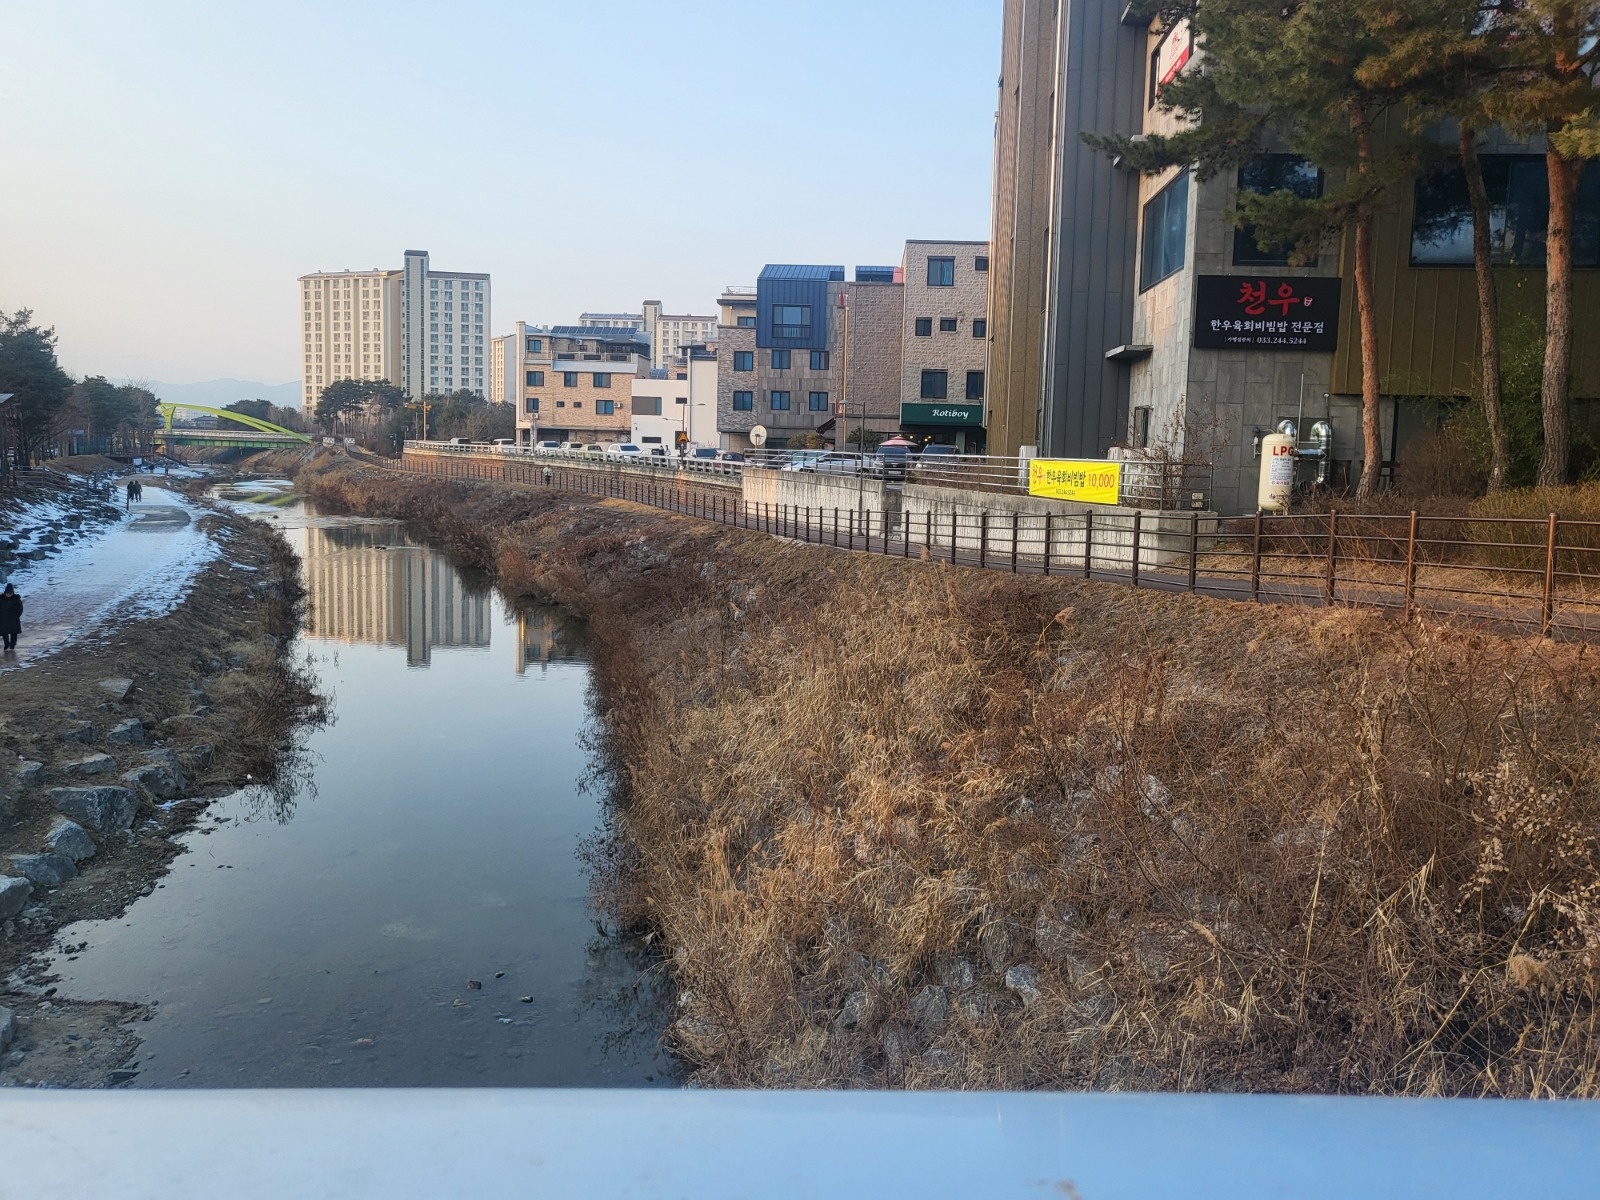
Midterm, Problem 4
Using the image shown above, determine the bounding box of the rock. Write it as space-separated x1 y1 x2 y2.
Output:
0 1006 15 1053
50 786 140 834
935 956 976 991
910 985 951 1031
920 1047 959 1074
979 915 1014 973
67 753 116 778
121 764 180 800
1004 964 1044 1007
0 876 33 921
16 761 44 785
45 818 97 862
96 677 134 701
833 990 874 1032
142 748 189 791
182 744 215 770
1033 902 1085 963
58 722 94 743
957 989 996 1021
106 719 145 745
881 1023 915 1074
5 854 77 888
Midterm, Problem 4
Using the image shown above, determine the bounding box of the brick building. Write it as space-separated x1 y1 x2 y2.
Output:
511 326 651 445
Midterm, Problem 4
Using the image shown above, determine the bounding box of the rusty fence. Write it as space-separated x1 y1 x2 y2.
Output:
400 450 1600 639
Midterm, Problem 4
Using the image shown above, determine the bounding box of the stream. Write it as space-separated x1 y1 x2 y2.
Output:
37 490 676 1087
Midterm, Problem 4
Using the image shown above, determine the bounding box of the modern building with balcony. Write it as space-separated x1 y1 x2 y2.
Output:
510 326 651 445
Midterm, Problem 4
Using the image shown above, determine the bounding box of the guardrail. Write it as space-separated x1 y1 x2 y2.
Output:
401 445 1600 638
403 441 1209 511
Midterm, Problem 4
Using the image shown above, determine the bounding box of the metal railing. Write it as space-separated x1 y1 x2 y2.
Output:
400 446 1600 639
404 441 1211 512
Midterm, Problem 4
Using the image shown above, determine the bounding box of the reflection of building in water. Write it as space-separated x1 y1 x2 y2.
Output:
301 525 490 667
516 607 584 674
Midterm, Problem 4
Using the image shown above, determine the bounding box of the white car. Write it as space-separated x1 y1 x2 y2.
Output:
604 443 647 460
533 440 562 454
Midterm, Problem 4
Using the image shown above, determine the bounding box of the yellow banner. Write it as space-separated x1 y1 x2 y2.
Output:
1028 458 1122 505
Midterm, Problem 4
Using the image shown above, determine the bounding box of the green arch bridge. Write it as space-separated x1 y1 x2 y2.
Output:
153 403 312 450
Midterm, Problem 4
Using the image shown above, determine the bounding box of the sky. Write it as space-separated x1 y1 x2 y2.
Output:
1 0 1003 387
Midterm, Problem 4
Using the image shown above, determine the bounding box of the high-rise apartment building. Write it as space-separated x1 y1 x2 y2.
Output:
299 250 490 410
579 301 719 370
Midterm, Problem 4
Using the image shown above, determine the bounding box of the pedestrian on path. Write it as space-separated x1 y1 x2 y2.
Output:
126 479 136 510
0 583 22 652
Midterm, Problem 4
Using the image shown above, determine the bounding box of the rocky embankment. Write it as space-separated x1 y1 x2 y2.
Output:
298 452 1600 1098
0 492 319 1087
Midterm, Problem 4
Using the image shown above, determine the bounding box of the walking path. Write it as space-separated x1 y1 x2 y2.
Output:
0 487 221 671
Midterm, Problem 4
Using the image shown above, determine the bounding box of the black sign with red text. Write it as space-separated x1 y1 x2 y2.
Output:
1193 275 1342 352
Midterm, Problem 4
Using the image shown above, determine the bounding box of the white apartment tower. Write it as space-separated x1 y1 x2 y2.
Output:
299 269 402 409
299 250 490 410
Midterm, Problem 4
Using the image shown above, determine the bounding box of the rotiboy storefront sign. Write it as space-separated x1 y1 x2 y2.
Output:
900 402 984 427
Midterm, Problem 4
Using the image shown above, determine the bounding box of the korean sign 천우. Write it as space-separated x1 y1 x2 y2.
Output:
1028 459 1122 506
1193 275 1342 352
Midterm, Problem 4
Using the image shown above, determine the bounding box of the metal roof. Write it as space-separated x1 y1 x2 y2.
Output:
758 264 846 282
549 326 650 343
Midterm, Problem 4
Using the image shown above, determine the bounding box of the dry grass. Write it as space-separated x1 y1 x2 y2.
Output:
302 454 1600 1096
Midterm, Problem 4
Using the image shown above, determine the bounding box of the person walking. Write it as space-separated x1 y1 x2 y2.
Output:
0 584 22 653
125 479 136 510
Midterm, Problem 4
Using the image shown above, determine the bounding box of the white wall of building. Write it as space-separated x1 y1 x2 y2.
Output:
629 354 717 449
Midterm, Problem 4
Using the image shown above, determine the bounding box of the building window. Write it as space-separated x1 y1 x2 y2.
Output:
633 396 662 416
1411 156 1600 267
772 304 812 339
526 398 539 415
1140 169 1190 291
915 317 933 337
563 372 578 387
733 351 753 371
596 399 615 415
593 373 611 387
809 390 829 411
770 390 791 411
939 317 958 332
526 370 544 386
737 315 756 327
973 318 987 338
733 390 753 411
920 370 949 400
573 401 583 409
810 350 829 370
927 257 955 287
556 400 566 408
1234 156 1324 266
526 337 542 353
1132 406 1152 449
975 255 989 272
771 349 791 370
965 371 984 401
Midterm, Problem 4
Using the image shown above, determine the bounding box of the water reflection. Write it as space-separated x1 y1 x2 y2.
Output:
300 524 490 667
517 607 587 674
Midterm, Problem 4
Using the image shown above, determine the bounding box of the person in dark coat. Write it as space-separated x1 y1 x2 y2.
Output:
0 584 21 652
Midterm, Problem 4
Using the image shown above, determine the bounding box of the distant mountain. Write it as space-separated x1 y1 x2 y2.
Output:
149 379 302 410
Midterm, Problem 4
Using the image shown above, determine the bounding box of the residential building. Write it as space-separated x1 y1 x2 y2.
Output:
490 321 541 408
716 243 989 453
299 249 490 410
630 346 718 451
717 286 758 330
298 268 402 410
511 326 651 445
581 302 720 370
985 1 1600 514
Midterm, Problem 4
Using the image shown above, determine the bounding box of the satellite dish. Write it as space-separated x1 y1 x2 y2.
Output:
749 424 768 448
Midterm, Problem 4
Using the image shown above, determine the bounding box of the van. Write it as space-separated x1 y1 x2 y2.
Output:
491 438 515 448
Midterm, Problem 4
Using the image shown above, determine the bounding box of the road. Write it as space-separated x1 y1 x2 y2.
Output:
1 486 220 671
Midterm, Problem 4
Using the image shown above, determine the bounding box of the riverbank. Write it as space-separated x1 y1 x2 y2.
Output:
0 491 320 1086
297 451 1600 1097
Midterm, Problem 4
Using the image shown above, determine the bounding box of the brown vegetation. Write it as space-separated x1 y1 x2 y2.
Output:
301 454 1600 1096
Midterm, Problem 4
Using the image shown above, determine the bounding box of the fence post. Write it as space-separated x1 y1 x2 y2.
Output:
849 508 856 549
979 511 988 569
1542 511 1559 637
903 511 910 558
1187 510 1199 592
1130 510 1142 588
1403 510 1419 621
950 510 957 564
1324 509 1338 605
1083 511 1094 578
1011 512 1020 573
1043 513 1053 577
1251 510 1264 602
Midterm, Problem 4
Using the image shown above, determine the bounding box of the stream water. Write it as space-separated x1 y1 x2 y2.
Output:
39 493 676 1087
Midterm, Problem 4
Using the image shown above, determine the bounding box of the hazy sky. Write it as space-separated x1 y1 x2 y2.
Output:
3 0 1002 386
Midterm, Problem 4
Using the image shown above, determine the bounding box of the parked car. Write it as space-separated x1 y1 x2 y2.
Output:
604 443 647 460
558 441 585 455
778 450 833 472
447 437 471 446
534 440 562 454
581 443 605 457
788 452 867 476
646 446 670 462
